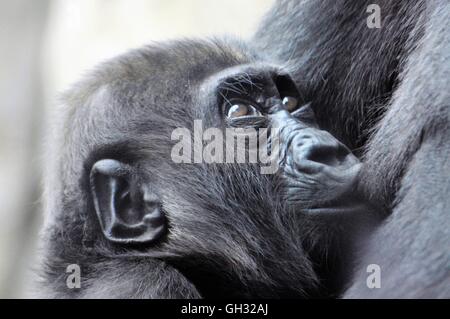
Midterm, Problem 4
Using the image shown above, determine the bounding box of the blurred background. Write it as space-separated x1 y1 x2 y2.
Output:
0 0 273 298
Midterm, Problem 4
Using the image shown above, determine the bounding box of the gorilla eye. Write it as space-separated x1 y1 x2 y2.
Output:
226 102 261 118
282 96 299 111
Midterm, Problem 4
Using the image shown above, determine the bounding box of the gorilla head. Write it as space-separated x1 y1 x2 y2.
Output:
39 39 375 298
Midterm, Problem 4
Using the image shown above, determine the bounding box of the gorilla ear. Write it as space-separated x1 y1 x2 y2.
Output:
89 159 166 245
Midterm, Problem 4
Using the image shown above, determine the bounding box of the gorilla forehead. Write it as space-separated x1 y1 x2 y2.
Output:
89 38 254 113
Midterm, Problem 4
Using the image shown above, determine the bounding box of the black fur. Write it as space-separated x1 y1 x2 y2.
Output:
39 39 376 298
254 0 450 298
38 0 449 299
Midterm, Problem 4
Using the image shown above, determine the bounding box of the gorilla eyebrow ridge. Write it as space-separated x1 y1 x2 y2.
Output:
218 72 265 96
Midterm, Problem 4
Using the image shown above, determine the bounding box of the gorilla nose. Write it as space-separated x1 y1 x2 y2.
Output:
291 129 360 175
269 108 361 185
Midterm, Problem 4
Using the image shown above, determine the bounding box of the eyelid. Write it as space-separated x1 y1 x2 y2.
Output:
223 97 263 114
226 116 269 128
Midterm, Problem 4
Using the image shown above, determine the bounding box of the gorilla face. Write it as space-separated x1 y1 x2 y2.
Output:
42 39 372 298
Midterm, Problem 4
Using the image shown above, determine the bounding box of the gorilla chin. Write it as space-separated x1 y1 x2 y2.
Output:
38 39 379 299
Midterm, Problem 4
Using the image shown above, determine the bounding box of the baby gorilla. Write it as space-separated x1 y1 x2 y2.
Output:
39 39 378 298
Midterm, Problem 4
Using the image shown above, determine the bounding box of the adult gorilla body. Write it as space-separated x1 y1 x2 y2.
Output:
254 0 450 297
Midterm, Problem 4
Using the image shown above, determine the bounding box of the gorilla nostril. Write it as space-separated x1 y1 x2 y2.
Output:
304 143 350 167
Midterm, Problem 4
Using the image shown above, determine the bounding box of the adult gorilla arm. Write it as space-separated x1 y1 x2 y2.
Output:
254 0 450 297
253 0 419 150
346 4 450 298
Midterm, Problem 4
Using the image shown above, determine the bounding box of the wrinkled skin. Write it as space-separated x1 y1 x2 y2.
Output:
273 108 361 211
